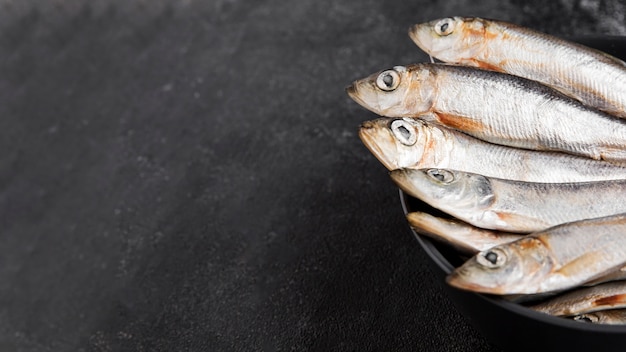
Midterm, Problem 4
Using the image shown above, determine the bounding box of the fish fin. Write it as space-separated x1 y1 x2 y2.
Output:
554 251 609 278
491 211 542 233
594 294 626 308
467 59 504 72
433 112 486 133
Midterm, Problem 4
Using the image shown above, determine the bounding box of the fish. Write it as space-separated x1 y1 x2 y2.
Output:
407 210 626 288
528 281 626 316
572 309 626 325
359 117 626 182
346 63 626 161
390 168 626 233
445 213 626 295
406 210 626 287
406 211 523 254
408 17 626 118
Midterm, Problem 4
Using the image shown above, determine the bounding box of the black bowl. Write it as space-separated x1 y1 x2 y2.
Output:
399 36 626 352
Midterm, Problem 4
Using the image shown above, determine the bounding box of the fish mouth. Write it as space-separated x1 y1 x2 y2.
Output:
358 123 396 170
346 82 378 112
407 24 422 44
346 83 363 105
408 23 433 54
389 168 416 196
446 270 505 295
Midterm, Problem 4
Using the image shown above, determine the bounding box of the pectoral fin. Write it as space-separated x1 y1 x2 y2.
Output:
491 211 548 233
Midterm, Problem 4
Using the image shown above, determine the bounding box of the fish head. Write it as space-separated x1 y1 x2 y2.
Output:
389 168 495 211
346 65 435 117
359 117 434 170
446 237 553 294
409 17 487 63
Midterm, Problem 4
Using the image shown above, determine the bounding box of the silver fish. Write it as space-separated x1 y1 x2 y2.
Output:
390 168 626 233
347 63 626 161
406 210 626 287
359 117 626 182
406 211 523 254
529 281 626 316
573 309 626 325
408 17 626 118
445 214 626 295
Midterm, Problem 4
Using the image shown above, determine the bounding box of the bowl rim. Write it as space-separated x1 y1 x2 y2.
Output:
399 189 626 333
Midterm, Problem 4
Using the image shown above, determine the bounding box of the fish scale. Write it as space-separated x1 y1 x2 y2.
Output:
409 17 626 118
529 281 626 316
445 214 626 295
347 63 626 161
390 167 626 233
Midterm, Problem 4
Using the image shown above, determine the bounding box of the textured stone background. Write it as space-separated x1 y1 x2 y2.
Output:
1 1 625 351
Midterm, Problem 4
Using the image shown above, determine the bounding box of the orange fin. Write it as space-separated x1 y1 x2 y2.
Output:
433 112 486 133
468 59 504 72
594 293 626 307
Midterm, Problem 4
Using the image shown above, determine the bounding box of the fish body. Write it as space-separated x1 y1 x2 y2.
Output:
584 266 626 286
408 17 626 118
347 63 626 161
529 281 626 316
360 117 626 182
406 210 626 287
445 214 626 295
391 168 626 233
573 309 626 325
406 211 523 254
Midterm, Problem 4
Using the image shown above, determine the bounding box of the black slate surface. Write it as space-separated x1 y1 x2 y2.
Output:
2 1 626 351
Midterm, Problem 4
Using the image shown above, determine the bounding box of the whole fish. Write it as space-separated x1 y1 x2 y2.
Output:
347 63 626 161
408 17 626 118
445 214 626 295
572 309 626 325
406 211 523 254
360 117 626 182
406 210 626 288
390 168 626 233
528 281 626 316
407 210 626 289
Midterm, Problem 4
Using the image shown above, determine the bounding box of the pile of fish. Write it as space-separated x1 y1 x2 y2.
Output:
346 16 626 325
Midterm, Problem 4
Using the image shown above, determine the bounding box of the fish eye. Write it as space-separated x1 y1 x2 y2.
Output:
376 69 401 91
476 248 507 269
426 169 454 183
390 119 417 146
434 17 455 36
574 314 598 323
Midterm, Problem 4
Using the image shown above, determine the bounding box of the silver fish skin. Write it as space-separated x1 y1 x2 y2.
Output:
408 17 626 118
584 266 626 287
445 214 626 295
572 309 626 325
347 63 626 161
529 281 626 316
406 211 523 254
359 117 626 182
390 168 626 233
406 210 626 287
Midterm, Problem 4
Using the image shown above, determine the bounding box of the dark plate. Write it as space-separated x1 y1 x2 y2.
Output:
399 36 626 352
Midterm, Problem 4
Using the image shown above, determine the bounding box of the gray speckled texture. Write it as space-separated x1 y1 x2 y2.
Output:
1 1 625 351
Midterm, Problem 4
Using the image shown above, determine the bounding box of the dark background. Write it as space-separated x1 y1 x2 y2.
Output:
2 1 625 351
